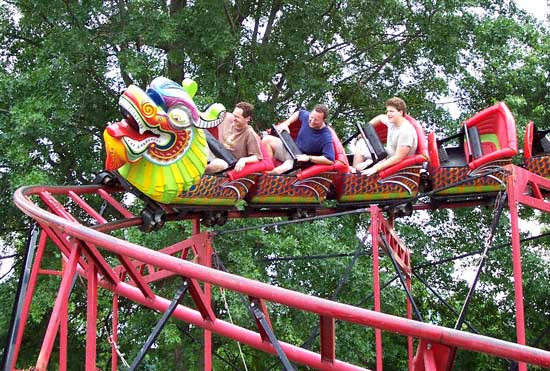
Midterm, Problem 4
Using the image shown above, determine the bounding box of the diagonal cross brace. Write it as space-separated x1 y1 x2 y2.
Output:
380 234 423 322
128 278 190 371
250 301 295 371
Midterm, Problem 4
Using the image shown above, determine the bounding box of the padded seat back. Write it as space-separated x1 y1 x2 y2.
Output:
462 102 517 170
427 132 440 170
523 121 550 159
374 123 388 144
523 121 535 160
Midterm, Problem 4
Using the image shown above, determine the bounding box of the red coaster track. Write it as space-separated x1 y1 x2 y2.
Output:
4 165 550 371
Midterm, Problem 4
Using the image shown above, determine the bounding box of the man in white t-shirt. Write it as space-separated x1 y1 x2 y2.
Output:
353 97 417 176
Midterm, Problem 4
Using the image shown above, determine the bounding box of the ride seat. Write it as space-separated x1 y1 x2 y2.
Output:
524 121 550 159
226 138 274 180
462 102 517 170
270 117 349 180
378 115 429 179
296 126 349 180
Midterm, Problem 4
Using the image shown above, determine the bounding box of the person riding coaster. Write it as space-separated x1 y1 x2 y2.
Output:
245 105 349 210
336 98 429 208
100 79 519 228
203 102 274 179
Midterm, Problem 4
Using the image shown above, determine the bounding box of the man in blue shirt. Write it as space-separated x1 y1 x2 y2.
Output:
263 104 335 174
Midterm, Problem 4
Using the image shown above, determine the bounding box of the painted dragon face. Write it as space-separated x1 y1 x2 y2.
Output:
104 77 225 170
102 77 226 203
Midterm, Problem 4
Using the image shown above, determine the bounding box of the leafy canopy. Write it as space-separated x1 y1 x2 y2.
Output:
1 0 549 369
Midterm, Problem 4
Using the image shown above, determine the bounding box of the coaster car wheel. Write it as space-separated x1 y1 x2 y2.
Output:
386 202 413 219
139 208 166 233
215 211 228 226
201 213 216 227
200 211 229 227
93 171 119 186
420 167 432 193
288 208 316 221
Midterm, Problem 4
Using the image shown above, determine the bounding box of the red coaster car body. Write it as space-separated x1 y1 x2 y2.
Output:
336 115 428 203
522 121 550 178
428 102 517 198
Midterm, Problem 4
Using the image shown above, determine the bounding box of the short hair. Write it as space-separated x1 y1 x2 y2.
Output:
235 102 254 118
385 97 407 115
313 104 329 119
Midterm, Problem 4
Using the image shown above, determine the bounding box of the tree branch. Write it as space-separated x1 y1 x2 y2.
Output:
223 0 238 35
0 265 15 282
261 0 282 46
0 253 17 260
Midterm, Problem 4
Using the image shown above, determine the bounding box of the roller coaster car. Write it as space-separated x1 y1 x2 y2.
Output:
335 115 428 204
428 102 517 201
173 129 274 209
246 118 349 207
523 121 550 178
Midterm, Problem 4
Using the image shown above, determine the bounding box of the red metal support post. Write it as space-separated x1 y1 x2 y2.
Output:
369 205 383 371
86 262 98 371
503 164 550 371
10 230 48 371
508 209 526 371
406 276 413 371
36 244 81 371
377 209 416 370
506 167 528 371
111 293 119 371
59 259 68 371
320 316 336 364
423 346 437 371
192 219 213 371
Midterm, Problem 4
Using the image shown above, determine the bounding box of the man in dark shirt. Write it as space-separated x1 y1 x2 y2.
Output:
263 104 335 174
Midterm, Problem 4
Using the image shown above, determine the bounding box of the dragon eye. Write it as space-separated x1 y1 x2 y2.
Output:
168 107 192 128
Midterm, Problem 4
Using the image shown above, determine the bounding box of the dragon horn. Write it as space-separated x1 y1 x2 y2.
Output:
196 103 226 128
181 78 198 98
196 110 226 129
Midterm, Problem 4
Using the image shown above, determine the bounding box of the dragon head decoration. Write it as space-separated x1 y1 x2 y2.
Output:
103 77 225 203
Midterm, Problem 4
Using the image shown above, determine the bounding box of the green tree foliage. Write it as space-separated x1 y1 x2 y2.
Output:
1 0 549 370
